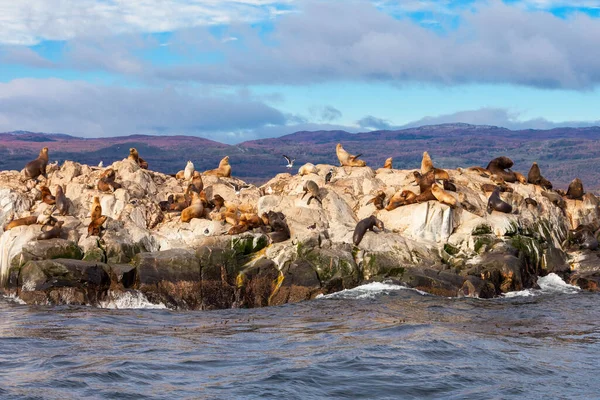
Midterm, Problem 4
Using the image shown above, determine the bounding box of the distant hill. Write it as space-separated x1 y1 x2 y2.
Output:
2 124 600 189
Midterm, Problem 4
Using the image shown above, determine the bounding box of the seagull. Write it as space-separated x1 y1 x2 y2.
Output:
226 181 251 196
98 161 104 167
283 155 295 169
325 168 334 184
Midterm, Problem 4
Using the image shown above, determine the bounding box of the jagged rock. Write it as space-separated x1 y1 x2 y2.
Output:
235 258 280 308
269 259 322 305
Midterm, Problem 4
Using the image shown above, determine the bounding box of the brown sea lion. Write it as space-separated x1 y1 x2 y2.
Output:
204 156 231 178
191 174 204 193
571 225 599 250
490 175 505 185
336 143 366 167
37 221 64 241
366 191 386 210
212 194 225 211
223 205 239 226
88 215 107 237
128 148 148 169
97 168 122 192
180 192 205 223
353 215 384 246
90 196 102 221
420 151 450 180
383 157 393 169
40 186 56 205
566 178 584 200
413 170 436 193
487 187 512 214
4 216 38 231
55 185 69 216
264 211 290 243
514 172 527 184
385 190 418 211
524 197 538 208
159 195 175 212
301 180 322 205
527 162 552 189
486 156 517 183
431 183 457 208
228 213 265 235
481 183 513 193
466 166 490 176
23 147 49 180
442 180 457 192
542 191 566 208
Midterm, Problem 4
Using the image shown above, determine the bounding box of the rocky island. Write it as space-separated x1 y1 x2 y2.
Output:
1 146 599 310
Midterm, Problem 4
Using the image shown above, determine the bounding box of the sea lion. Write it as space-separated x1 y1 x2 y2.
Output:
527 162 552 189
383 157 393 169
524 197 538 208
301 180 322 205
159 194 175 212
264 211 290 243
431 183 457 208
413 170 436 193
566 178 585 200
90 196 102 221
353 215 384 246
366 191 386 210
228 213 265 235
181 192 204 223
183 161 195 180
37 221 64 241
204 156 231 178
55 185 69 216
385 190 418 211
490 175 505 185
191 173 204 193
212 194 225 211
466 166 490 176
4 216 38 231
336 143 366 167
87 215 107 237
442 180 457 192
298 163 318 176
514 172 527 184
571 225 599 250
420 151 450 180
487 187 512 214
40 186 56 205
128 148 148 169
23 147 49 180
223 205 239 226
542 191 566 208
486 156 517 183
97 168 122 192
481 183 513 193
458 192 484 217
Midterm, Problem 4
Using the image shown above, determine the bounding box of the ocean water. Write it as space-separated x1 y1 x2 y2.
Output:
1 274 599 399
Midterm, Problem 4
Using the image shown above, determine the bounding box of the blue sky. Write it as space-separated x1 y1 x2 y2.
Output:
1 0 599 143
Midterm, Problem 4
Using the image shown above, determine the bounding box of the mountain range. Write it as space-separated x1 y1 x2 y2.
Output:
2 123 600 189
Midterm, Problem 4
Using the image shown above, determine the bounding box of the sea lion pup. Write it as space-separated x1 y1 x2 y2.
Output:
90 196 102 221
4 215 38 231
159 194 174 212
527 162 552 189
336 143 366 167
55 185 69 216
228 213 264 235
301 180 322 205
128 148 148 169
353 215 384 246
88 215 107 237
385 190 418 211
366 191 386 210
23 147 49 180
97 168 122 192
37 220 64 241
420 151 450 180
442 180 457 192
298 163 318 176
211 194 225 211
514 172 527 185
431 183 457 208
383 157 393 169
40 186 56 205
566 178 585 200
190 173 204 193
223 205 240 226
487 187 512 214
204 156 232 178
180 192 204 223
542 191 566 208
486 156 517 183
263 211 290 243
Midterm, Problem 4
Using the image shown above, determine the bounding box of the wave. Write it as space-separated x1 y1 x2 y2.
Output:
503 273 580 298
318 281 428 300
98 290 167 310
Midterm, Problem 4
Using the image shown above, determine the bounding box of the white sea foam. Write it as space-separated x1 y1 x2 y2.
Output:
503 273 580 298
318 281 427 300
1 293 26 305
99 290 167 310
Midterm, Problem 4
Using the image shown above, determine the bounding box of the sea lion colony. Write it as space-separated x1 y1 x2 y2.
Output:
4 144 592 249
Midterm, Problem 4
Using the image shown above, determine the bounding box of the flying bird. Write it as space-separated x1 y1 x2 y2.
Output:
283 155 295 169
226 181 251 196
325 168 334 184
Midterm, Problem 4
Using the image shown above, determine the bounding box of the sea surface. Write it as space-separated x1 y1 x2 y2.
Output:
1 274 599 399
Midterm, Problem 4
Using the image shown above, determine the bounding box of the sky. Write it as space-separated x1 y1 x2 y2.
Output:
1 0 600 143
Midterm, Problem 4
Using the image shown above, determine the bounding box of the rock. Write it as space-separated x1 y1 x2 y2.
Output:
235 258 280 308
269 259 322 306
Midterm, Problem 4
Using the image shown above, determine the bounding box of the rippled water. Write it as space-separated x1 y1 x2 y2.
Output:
1 275 599 399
